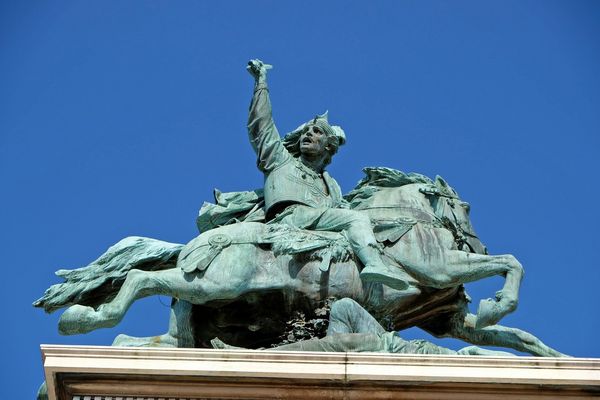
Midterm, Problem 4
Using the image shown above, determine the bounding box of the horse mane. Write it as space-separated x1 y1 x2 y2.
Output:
345 167 459 204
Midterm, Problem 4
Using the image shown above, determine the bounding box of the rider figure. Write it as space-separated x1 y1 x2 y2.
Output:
246 59 410 290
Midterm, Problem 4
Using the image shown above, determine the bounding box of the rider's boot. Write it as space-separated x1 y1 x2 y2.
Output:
358 246 415 290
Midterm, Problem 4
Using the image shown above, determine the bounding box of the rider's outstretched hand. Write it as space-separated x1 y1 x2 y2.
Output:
247 59 272 82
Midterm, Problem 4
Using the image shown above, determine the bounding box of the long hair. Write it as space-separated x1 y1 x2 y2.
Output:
282 128 342 166
282 116 346 167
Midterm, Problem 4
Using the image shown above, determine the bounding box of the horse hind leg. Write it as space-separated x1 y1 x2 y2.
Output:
112 298 195 348
58 248 264 336
58 268 192 335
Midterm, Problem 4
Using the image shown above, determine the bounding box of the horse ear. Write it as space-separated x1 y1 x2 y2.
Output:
435 175 449 190
435 175 459 197
435 175 448 188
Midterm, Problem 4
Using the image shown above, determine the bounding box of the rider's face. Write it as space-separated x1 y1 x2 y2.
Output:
299 125 328 157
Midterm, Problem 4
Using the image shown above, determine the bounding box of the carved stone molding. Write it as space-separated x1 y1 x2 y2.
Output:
42 345 600 400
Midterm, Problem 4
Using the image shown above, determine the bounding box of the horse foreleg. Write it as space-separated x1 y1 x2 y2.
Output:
464 253 524 328
58 268 200 335
445 313 568 357
424 251 524 327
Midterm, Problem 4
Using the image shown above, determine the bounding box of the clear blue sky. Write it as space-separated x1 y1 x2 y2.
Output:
1 1 599 397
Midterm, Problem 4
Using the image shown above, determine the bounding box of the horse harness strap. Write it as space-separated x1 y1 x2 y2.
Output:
366 204 480 252
362 205 442 226
363 206 442 244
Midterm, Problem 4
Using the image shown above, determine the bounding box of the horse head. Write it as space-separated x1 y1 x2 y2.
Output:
347 167 487 256
426 176 487 255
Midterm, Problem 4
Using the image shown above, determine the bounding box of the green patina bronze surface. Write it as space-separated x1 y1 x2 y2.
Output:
34 60 566 361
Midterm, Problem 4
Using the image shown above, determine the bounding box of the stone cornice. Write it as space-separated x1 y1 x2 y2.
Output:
41 345 600 400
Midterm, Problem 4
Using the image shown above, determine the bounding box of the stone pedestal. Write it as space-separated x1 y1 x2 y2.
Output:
41 345 600 399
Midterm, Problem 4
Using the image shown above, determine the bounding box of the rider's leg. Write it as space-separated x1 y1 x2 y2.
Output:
282 206 415 290
318 209 416 290
327 298 386 335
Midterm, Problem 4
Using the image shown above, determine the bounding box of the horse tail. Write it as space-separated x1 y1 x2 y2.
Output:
33 236 183 313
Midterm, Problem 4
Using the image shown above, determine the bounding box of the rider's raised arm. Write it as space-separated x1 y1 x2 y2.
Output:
247 59 290 173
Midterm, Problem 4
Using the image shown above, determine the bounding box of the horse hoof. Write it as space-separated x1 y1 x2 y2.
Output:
475 298 503 328
59 305 96 335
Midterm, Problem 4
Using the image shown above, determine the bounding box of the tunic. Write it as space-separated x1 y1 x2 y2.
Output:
247 82 345 220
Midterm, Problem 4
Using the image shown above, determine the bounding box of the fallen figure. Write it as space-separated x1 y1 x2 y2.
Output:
211 298 514 356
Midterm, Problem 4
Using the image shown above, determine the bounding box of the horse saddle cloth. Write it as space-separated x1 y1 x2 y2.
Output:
178 219 415 274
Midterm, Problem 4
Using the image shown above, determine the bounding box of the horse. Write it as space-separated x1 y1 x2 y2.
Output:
34 168 565 357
